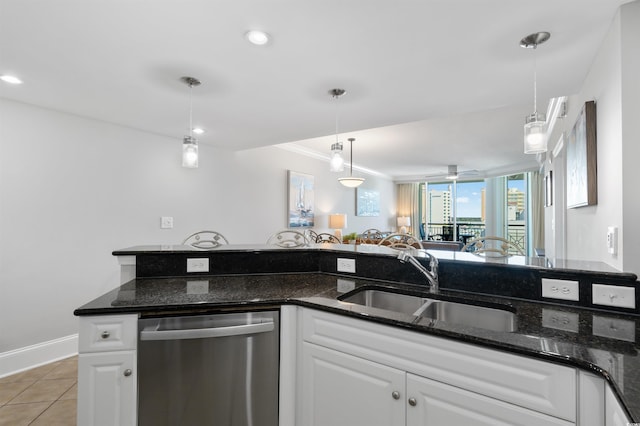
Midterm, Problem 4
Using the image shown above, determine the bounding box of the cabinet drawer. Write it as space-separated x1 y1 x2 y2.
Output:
79 314 138 353
302 308 576 422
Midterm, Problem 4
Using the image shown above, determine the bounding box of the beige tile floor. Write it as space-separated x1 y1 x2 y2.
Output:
0 356 77 426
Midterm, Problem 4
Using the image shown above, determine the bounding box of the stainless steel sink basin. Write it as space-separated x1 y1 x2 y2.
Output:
340 289 517 332
339 289 428 316
419 298 517 332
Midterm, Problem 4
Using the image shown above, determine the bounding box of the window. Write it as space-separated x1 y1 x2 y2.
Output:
421 180 486 244
420 173 531 255
506 174 527 255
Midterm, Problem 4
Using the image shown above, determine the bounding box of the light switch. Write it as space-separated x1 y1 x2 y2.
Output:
592 284 635 309
161 216 174 229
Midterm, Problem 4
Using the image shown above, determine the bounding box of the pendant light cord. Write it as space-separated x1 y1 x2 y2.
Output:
188 83 194 139
533 45 538 114
334 93 340 145
348 138 355 177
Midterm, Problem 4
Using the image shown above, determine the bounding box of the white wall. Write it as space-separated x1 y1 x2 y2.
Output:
545 1 640 274
0 99 395 354
620 0 640 275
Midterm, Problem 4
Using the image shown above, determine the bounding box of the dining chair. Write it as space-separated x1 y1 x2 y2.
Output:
266 230 310 247
314 233 342 244
359 228 383 244
461 236 525 257
304 229 319 243
182 230 229 249
378 233 425 250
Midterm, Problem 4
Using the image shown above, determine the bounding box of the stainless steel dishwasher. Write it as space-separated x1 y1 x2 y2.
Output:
138 310 279 426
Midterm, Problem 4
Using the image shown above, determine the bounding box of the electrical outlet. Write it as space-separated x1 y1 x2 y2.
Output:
592 284 636 309
337 258 356 273
187 258 209 273
541 278 580 301
161 216 174 229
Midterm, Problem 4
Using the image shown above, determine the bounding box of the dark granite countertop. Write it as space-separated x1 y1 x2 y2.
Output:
75 271 640 421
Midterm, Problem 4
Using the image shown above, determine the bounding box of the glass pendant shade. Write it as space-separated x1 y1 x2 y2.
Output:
181 76 201 168
329 88 346 173
182 136 198 168
338 177 365 188
329 143 345 172
520 32 550 154
524 112 547 154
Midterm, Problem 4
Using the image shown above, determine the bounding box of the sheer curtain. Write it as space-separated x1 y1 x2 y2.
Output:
530 171 545 254
396 183 420 236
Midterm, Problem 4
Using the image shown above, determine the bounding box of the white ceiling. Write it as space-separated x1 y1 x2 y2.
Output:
0 0 630 181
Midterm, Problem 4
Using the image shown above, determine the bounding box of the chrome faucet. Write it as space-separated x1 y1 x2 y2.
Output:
397 250 439 292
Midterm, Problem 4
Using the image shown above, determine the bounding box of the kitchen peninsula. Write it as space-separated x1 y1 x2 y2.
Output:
75 244 640 425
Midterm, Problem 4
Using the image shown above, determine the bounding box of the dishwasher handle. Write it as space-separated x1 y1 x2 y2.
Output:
140 321 274 341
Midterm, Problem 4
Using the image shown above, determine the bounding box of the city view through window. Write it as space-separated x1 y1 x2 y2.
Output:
421 174 528 254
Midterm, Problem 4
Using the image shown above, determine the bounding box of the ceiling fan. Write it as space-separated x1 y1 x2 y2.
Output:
424 165 481 181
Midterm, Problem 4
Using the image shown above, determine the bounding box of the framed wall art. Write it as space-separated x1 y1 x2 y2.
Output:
287 170 315 227
566 101 597 208
356 188 380 217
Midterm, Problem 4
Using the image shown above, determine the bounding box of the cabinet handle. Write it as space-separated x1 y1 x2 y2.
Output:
408 397 417 406
100 330 110 339
392 391 400 400
123 369 132 377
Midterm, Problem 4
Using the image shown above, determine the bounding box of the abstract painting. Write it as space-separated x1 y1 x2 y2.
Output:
356 188 380 217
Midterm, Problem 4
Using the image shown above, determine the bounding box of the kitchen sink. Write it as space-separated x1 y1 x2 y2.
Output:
338 289 428 316
339 289 517 332
418 298 517 332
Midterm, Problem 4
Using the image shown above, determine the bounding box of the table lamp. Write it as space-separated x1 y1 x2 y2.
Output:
397 216 411 234
329 214 347 240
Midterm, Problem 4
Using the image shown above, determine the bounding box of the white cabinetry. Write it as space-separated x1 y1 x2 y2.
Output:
300 341 573 426
77 314 138 426
301 342 405 426
406 373 572 426
297 308 577 426
606 385 632 426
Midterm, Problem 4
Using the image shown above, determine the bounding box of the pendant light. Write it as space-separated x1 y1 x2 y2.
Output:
181 76 201 168
338 138 365 188
329 88 345 172
521 32 550 154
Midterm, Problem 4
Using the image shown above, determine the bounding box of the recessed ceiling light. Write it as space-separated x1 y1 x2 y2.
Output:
192 127 205 135
244 30 270 46
0 75 23 85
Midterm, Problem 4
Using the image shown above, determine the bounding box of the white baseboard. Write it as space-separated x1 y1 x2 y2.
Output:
0 334 78 378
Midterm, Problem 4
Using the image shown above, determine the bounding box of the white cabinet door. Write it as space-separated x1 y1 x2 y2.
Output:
300 342 405 426
406 373 574 426
77 351 137 426
606 386 632 426
302 307 576 421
